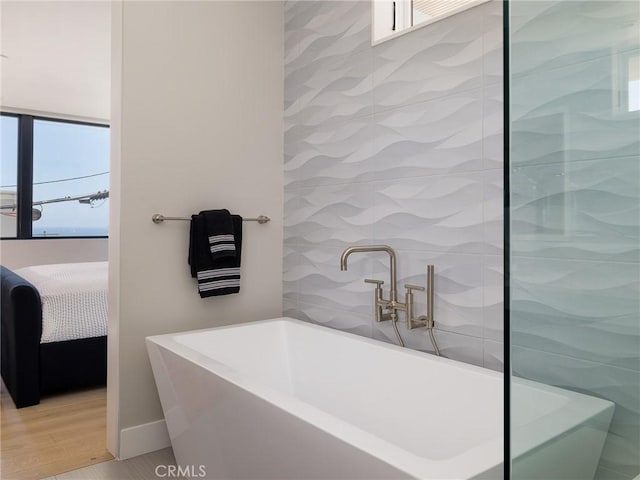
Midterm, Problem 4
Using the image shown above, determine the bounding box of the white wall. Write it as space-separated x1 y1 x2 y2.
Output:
0 238 108 270
108 1 284 459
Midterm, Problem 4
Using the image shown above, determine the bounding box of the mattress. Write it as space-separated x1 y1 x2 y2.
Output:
13 262 108 343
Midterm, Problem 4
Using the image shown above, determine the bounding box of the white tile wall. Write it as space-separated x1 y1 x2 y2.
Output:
284 0 504 371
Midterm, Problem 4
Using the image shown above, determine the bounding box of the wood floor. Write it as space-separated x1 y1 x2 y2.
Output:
42 448 183 480
1 387 113 480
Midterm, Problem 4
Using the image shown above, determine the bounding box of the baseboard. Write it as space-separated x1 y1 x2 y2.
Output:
119 419 171 460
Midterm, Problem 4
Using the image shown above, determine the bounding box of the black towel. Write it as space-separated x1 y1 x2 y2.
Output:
201 209 236 260
189 213 243 297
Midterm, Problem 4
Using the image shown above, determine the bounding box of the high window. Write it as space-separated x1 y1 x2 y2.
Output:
0 113 109 239
372 0 488 44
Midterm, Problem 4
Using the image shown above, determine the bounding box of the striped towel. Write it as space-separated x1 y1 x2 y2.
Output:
189 213 243 297
202 210 236 259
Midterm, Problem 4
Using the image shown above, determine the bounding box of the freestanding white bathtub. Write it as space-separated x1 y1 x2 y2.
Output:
146 318 613 480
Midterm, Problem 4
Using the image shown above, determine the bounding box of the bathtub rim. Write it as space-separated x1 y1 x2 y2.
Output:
147 317 504 479
510 376 615 459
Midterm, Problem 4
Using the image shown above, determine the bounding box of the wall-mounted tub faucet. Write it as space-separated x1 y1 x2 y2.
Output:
340 245 399 321
340 245 440 355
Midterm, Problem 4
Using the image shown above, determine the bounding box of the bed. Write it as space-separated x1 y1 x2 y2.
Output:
1 262 108 408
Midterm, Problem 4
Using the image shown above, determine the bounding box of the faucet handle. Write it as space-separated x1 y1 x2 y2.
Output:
365 279 386 322
404 284 425 293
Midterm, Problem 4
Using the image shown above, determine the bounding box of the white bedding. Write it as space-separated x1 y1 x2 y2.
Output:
14 262 108 344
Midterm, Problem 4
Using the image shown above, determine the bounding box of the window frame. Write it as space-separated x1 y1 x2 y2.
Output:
371 0 490 45
0 112 110 240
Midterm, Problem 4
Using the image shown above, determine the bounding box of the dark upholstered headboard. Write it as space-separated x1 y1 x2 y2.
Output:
1 266 43 408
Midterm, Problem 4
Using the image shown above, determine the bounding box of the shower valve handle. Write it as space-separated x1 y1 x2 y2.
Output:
404 284 425 294
364 279 387 322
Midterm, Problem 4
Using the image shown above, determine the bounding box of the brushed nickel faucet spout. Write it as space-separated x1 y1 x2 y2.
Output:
340 245 398 301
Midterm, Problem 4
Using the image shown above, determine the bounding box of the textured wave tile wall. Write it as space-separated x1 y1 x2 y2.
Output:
284 0 504 371
510 0 640 78
510 1 640 478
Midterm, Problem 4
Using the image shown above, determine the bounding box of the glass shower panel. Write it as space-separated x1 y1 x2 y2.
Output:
509 1 640 479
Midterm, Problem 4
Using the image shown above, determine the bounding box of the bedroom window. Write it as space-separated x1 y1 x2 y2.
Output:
0 113 109 239
0 115 19 237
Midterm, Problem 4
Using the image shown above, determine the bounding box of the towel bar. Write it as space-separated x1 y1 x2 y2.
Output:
152 214 270 224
